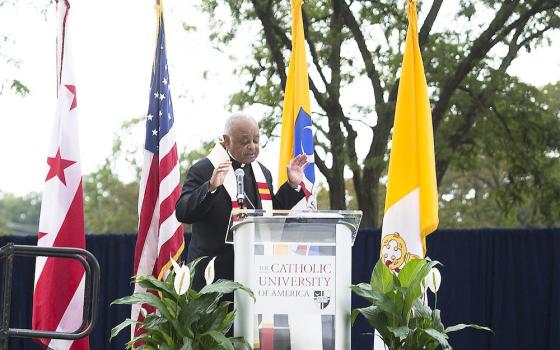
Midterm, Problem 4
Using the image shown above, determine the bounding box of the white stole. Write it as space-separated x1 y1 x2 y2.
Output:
207 144 273 211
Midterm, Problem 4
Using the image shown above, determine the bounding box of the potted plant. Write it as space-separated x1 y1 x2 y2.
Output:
110 257 254 350
351 258 491 350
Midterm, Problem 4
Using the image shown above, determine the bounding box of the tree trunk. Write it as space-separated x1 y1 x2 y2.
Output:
358 164 383 228
355 178 379 228
327 174 346 210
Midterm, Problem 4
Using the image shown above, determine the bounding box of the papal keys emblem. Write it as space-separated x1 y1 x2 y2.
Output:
314 290 331 310
380 232 421 272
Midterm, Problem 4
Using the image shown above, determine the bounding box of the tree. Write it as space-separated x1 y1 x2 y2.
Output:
200 0 560 227
437 81 560 227
82 117 144 233
83 161 139 233
316 81 560 227
0 191 41 235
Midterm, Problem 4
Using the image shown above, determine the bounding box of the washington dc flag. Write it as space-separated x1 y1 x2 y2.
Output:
380 0 439 272
32 1 89 349
278 0 316 209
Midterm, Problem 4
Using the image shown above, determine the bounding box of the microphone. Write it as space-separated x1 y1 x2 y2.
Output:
234 168 245 208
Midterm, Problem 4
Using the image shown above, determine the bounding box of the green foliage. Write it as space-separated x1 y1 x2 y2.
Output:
10 79 29 96
111 258 254 350
0 191 41 235
199 0 560 227
437 80 560 227
83 160 139 233
352 258 491 350
180 140 216 174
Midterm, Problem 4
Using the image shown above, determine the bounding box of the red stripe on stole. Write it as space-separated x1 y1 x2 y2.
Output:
260 193 272 200
257 182 268 189
301 181 311 199
33 181 86 338
134 157 159 273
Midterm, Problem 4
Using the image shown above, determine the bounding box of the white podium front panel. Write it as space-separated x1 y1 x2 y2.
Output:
229 210 361 350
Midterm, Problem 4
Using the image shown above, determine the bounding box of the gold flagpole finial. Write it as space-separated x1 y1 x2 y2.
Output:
406 0 417 14
155 0 163 17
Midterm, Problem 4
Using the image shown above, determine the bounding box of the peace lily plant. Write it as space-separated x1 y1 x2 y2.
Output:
351 258 491 350
110 257 254 350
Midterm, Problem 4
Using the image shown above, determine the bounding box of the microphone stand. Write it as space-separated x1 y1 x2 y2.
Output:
243 193 256 210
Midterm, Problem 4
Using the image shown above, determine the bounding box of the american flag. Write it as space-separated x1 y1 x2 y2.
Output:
32 1 89 349
131 9 184 339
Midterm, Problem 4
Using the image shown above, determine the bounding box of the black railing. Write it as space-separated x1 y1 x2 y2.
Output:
0 243 100 350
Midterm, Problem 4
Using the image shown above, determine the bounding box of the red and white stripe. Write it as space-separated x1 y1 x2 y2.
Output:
32 1 89 350
130 82 184 341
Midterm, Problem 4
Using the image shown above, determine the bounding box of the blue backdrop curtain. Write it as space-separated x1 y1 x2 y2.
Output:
1 229 559 350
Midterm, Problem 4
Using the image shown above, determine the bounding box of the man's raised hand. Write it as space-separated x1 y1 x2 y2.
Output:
209 161 232 192
287 154 309 189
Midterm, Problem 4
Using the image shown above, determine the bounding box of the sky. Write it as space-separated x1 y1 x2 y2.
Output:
0 0 559 197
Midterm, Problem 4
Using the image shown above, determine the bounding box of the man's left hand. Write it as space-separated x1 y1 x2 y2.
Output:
287 154 309 189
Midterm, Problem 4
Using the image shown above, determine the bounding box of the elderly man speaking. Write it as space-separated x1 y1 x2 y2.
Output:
175 113 308 290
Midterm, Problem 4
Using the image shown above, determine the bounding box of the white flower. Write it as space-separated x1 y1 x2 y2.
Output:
139 307 148 318
170 257 190 295
424 267 442 293
204 257 217 286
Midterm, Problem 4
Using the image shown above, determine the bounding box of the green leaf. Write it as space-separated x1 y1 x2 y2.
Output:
128 332 160 349
351 283 375 302
135 274 176 298
198 330 235 350
11 79 30 96
179 293 221 331
109 318 137 341
197 301 232 332
412 298 431 320
420 328 450 349
161 297 178 319
229 336 252 350
351 305 376 324
445 323 493 334
401 260 440 319
111 292 172 320
218 309 236 334
398 258 428 288
188 256 208 273
387 325 409 341
180 337 193 350
351 305 392 342
200 280 255 301
142 316 167 330
371 290 402 320
371 259 397 293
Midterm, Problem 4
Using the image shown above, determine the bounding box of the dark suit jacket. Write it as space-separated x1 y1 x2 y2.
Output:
175 157 305 290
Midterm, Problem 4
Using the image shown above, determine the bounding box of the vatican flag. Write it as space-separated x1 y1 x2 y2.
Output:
379 0 439 273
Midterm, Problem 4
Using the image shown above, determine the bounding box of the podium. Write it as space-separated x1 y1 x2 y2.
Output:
226 210 362 350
